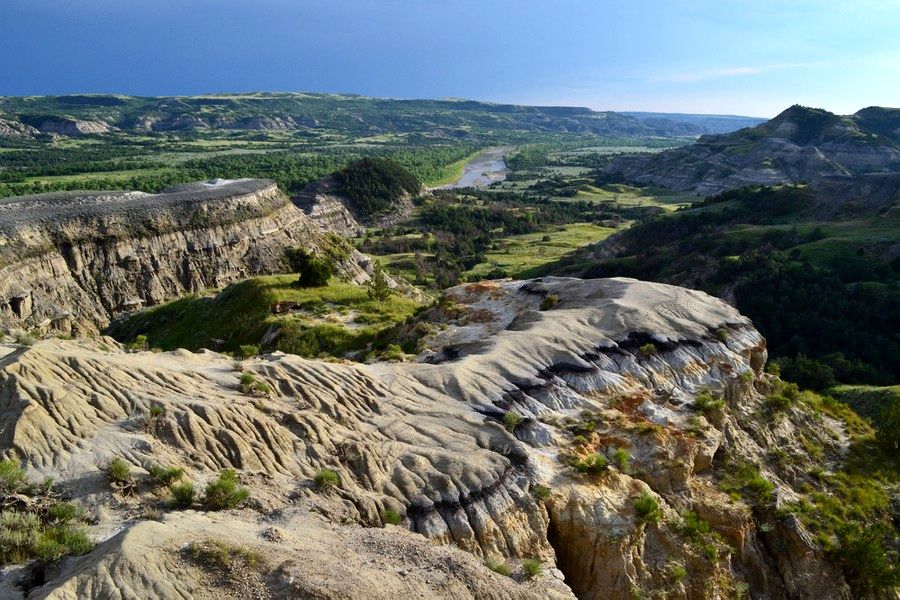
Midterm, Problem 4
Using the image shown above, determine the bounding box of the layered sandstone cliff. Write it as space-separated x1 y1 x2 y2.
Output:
0 277 856 598
0 179 380 335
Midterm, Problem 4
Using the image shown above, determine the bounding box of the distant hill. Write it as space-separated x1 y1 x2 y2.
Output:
622 112 766 134
0 92 747 139
606 105 900 195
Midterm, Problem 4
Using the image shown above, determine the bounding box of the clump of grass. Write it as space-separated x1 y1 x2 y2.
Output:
127 334 148 351
677 511 711 541
741 370 755 382
0 459 28 494
532 484 552 502
714 327 729 342
693 392 725 413
720 459 775 507
0 510 93 565
186 539 265 570
202 470 250 511
47 502 84 524
634 492 662 524
381 509 403 526
503 410 524 431
378 344 406 362
539 294 559 311
486 559 511 576
105 458 131 486
238 372 271 396
612 448 631 473
667 561 687 583
314 468 340 490
147 463 184 486
522 558 542 579
638 342 657 356
15 332 36 347
170 482 196 509
573 453 608 475
238 344 259 359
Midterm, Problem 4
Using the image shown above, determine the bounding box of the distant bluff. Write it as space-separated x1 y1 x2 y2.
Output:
604 105 900 196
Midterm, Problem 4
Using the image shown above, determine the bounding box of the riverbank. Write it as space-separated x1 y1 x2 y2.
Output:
431 146 512 189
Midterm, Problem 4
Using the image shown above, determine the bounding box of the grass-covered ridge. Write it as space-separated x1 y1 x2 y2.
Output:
108 275 424 359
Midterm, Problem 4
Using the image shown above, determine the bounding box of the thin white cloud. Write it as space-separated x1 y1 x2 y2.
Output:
652 62 813 83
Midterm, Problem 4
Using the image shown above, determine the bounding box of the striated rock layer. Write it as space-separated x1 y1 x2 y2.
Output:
0 277 854 598
0 179 379 334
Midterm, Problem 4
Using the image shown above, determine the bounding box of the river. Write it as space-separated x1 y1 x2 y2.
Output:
432 147 512 190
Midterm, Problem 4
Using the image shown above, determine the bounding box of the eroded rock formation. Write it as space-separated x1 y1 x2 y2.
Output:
0 277 856 598
0 179 379 334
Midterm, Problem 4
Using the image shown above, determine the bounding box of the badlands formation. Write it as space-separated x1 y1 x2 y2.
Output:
0 275 855 599
0 179 381 335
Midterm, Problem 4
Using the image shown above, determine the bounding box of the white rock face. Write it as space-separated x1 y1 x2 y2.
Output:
0 277 853 598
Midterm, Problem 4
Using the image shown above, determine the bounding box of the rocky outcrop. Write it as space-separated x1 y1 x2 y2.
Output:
0 118 39 139
0 179 378 334
606 105 900 195
292 175 417 233
292 177 365 237
20 116 111 136
0 277 857 598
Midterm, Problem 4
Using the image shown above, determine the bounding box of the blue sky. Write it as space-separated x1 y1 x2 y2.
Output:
2 0 898 117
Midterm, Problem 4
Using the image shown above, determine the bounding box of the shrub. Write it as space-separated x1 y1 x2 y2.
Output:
0 459 27 494
573 453 608 474
105 458 131 486
314 468 340 490
15 333 36 347
238 344 259 359
714 327 729 342
170 482 196 508
522 558 542 579
186 539 265 570
613 448 631 473
677 511 711 541
693 392 725 413
0 510 93 565
367 265 391 301
148 405 165 419
34 525 93 562
539 293 559 311
381 509 403 526
667 561 687 583
503 410 524 431
532 484 552 502
766 394 791 412
638 342 657 355
379 344 405 362
202 470 250 511
487 560 511 576
147 464 184 486
286 248 332 288
834 522 897 594
238 372 271 396
47 502 83 524
741 370 755 382
127 334 148 351
721 460 775 507
634 492 662 524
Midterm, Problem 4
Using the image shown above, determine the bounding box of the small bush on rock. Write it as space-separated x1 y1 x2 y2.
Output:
638 342 657 356
202 470 250 511
314 468 340 490
0 459 27 494
170 482 196 509
522 558 542 579
693 392 725 413
105 458 131 486
147 464 184 487
532 484 552 502
381 509 403 526
574 453 608 474
634 492 662 524
613 448 631 473
503 410 524 431
539 294 559 311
